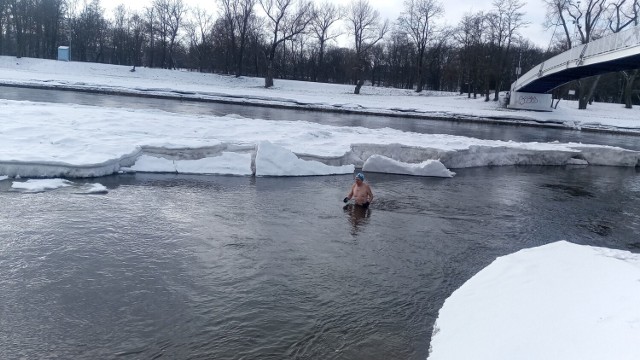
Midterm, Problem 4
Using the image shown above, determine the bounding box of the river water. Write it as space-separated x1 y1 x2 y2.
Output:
2 87 640 359
2 167 640 359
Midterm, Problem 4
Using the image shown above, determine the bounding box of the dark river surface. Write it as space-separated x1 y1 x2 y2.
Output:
1 87 640 359
2 169 640 359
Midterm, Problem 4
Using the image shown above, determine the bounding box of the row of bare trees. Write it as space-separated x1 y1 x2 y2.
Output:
544 0 639 108
0 0 639 107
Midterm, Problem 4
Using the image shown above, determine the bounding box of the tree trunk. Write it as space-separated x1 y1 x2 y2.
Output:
484 77 490 102
354 61 364 94
236 37 246 77
265 59 274 88
416 50 424 93
578 76 601 109
354 79 364 94
622 70 638 109
314 41 325 82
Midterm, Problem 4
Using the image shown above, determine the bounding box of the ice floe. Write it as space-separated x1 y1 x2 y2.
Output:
255 141 354 176
1 100 639 179
363 155 455 178
11 178 73 192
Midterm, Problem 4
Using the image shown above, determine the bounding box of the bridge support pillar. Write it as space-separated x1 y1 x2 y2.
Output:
508 91 553 112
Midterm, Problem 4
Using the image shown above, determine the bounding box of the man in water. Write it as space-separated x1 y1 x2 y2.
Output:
343 172 374 208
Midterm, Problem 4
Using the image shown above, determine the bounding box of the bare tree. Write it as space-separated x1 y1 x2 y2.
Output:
259 0 314 88
166 0 187 69
218 0 238 72
397 0 443 92
455 11 487 98
111 5 128 65
186 6 213 72
544 0 608 109
346 0 389 94
236 0 257 77
153 0 170 68
310 1 342 82
217 0 258 76
38 0 66 59
143 5 156 67
70 0 108 62
7 0 29 57
0 0 7 54
128 11 146 69
487 0 528 101
608 0 640 108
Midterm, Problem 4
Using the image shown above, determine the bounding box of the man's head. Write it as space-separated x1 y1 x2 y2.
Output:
355 173 365 182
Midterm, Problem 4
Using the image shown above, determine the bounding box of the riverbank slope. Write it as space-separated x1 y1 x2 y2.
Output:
1 56 638 134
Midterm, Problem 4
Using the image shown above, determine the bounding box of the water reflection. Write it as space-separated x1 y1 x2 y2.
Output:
343 204 372 235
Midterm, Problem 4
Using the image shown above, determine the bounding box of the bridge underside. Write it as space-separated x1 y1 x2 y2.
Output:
517 53 640 93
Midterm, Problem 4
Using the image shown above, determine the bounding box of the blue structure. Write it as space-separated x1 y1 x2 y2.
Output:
57 46 70 61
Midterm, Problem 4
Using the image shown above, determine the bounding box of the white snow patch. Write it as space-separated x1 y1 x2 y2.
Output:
12 178 73 192
127 155 176 173
566 158 589 165
75 183 108 194
175 152 252 175
255 141 354 176
125 152 253 175
363 155 455 177
428 241 640 360
0 175 8 181
3 56 640 132
2 57 640 178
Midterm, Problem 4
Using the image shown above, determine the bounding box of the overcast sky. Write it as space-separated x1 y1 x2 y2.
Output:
100 0 552 48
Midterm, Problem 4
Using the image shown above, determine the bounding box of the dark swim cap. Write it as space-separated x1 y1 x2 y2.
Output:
355 173 365 181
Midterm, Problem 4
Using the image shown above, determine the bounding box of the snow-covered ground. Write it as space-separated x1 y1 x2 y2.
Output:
2 56 639 359
1 97 638 179
1 56 639 132
1 56 640 179
428 241 640 360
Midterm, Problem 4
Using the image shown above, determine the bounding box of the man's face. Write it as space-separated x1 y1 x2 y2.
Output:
355 178 363 184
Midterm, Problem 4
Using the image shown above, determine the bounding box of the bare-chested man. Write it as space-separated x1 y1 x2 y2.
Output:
343 172 374 207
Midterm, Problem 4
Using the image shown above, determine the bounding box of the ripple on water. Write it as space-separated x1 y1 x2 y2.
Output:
1 169 639 359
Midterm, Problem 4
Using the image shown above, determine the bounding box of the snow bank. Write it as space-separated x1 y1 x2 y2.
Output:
428 241 640 360
255 141 354 176
125 152 253 176
1 100 639 178
2 56 640 133
0 175 8 181
363 155 455 177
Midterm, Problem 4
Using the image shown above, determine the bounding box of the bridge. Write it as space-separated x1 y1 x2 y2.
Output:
509 24 640 111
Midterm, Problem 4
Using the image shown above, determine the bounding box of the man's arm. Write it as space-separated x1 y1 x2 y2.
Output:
344 184 355 202
367 185 374 202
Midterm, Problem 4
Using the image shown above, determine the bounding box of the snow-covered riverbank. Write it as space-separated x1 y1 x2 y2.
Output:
2 56 639 133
